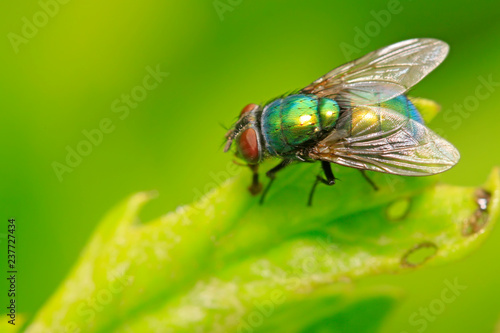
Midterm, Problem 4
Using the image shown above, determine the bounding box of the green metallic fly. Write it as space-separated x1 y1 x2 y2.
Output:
224 39 460 205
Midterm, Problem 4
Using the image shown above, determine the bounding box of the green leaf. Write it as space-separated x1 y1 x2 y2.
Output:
23 165 500 333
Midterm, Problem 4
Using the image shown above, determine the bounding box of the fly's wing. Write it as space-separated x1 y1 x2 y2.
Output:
301 39 449 106
309 106 460 176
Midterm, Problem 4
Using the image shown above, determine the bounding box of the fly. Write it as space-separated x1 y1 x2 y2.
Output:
224 38 460 205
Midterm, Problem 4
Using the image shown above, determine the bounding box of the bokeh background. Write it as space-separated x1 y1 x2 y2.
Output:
1 0 500 332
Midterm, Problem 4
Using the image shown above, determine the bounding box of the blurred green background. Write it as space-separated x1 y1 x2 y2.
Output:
1 0 500 331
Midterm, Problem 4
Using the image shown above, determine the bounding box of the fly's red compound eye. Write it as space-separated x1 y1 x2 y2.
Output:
237 128 260 164
240 103 259 117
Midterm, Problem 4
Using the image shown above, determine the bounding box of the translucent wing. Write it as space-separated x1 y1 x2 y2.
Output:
309 106 460 176
301 39 449 106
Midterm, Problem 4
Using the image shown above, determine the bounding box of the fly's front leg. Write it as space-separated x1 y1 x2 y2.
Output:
232 161 262 195
248 164 262 195
260 159 292 205
308 161 336 206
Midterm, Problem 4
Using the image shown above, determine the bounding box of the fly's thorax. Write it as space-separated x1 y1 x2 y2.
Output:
260 94 339 157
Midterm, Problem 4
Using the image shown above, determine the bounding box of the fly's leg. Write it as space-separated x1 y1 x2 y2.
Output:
232 161 262 195
359 170 379 191
308 161 336 206
260 159 292 205
248 164 262 195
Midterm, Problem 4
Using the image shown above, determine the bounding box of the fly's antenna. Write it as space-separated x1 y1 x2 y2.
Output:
223 120 254 153
223 129 235 152
224 140 233 153
223 111 254 153
218 137 228 151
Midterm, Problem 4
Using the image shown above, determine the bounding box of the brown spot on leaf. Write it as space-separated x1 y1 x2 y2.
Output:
462 188 491 236
401 242 438 268
386 198 411 222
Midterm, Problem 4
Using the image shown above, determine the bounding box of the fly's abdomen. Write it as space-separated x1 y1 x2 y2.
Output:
380 95 424 124
380 95 424 136
261 94 339 156
345 95 425 139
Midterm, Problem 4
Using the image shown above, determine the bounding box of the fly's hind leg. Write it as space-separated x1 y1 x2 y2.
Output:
308 161 336 206
359 170 379 191
259 159 292 205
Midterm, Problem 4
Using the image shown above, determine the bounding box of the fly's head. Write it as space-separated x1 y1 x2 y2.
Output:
224 103 264 165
